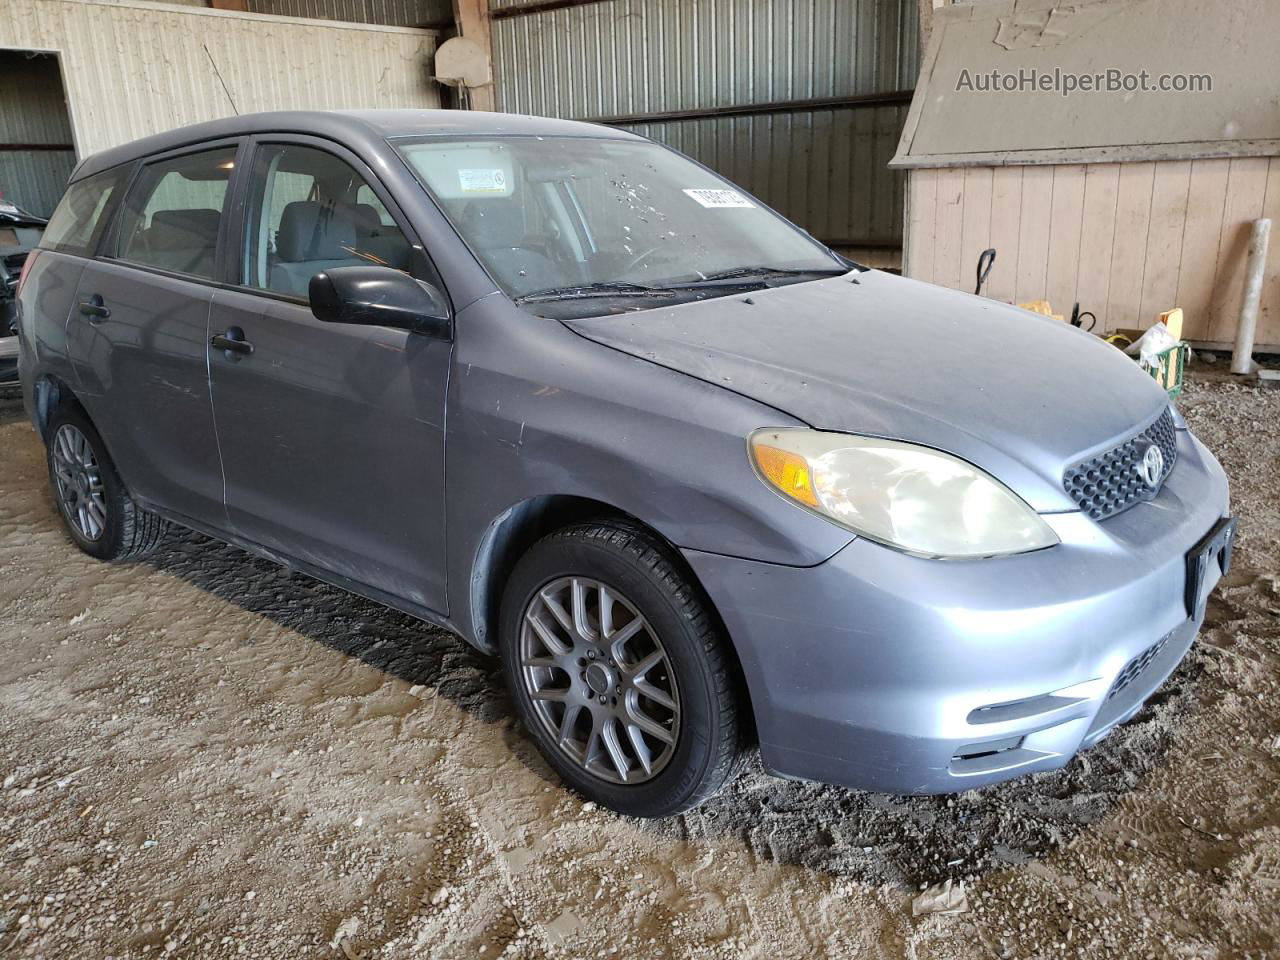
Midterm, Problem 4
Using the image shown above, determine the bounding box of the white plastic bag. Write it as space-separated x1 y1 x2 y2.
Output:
1125 321 1178 369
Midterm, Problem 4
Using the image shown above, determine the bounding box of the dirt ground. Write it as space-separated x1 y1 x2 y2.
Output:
1 372 1278 960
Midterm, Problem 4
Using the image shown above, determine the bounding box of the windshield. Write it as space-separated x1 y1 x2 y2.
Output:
394 135 846 315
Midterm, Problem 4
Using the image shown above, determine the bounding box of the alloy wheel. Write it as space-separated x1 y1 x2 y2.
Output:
519 576 680 785
51 424 108 542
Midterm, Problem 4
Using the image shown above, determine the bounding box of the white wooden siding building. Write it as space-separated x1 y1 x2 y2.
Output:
894 0 1280 349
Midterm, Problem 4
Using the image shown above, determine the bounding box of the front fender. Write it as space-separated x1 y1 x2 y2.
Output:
441 299 854 646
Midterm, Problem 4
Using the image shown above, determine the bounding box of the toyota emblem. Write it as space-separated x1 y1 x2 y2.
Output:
1137 444 1165 488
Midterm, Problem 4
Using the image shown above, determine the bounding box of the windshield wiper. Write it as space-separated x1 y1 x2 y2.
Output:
513 281 677 304
512 267 848 305
672 265 849 285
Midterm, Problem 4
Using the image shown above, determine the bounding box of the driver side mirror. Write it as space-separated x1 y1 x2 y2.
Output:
309 266 451 339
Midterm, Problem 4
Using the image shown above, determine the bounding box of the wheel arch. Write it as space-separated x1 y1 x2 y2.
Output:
468 495 634 655
466 494 756 740
32 373 87 442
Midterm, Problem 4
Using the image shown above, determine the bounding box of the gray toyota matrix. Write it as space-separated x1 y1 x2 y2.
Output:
16 110 1234 817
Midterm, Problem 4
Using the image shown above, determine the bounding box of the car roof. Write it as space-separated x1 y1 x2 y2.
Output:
72 109 642 181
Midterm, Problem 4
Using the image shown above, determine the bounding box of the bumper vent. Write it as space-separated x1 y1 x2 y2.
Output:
1063 408 1178 521
1107 632 1172 702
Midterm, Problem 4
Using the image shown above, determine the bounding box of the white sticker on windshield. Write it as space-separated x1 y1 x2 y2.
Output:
683 188 755 209
458 168 509 194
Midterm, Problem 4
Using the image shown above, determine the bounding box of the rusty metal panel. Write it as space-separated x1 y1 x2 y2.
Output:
245 0 452 28
0 50 74 215
0 0 441 160
0 51 73 147
491 0 917 245
626 103 909 247
0 151 76 217
493 0 917 115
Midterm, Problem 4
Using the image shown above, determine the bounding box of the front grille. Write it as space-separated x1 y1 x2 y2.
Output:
1063 408 1177 521
1107 632 1172 701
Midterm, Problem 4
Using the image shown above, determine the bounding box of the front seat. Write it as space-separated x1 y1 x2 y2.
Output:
458 200 558 294
340 202 410 272
270 201 359 297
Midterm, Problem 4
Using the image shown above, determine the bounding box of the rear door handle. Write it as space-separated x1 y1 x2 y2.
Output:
211 326 254 359
78 295 111 321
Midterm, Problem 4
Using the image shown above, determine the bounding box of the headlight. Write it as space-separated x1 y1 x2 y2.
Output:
749 429 1059 559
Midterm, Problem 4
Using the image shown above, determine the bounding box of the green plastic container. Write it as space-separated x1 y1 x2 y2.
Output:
1141 341 1189 399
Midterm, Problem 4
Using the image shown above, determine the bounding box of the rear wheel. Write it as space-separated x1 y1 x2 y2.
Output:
500 521 743 817
46 404 168 561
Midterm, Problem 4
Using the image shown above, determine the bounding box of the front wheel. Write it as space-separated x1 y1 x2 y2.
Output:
500 522 744 817
45 404 169 561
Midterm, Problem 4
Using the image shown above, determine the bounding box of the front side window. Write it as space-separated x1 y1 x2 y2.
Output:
39 168 126 257
395 135 844 314
242 144 415 298
115 146 236 280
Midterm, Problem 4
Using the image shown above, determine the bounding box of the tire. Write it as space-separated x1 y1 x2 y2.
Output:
500 521 743 817
45 403 168 562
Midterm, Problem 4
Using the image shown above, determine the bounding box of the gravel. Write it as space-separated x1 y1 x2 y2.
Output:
1 373 1277 958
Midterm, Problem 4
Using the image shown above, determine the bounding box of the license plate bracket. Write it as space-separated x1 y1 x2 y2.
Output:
1185 516 1236 619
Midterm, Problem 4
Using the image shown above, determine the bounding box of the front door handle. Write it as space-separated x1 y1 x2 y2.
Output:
211 326 254 359
78 294 111 321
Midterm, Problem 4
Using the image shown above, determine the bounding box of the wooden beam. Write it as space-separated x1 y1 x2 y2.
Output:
452 0 495 111
490 0 611 18
208 0 249 10
0 143 76 152
583 90 915 126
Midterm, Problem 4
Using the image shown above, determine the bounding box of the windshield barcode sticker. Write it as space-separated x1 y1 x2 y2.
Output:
683 189 755 209
458 168 509 194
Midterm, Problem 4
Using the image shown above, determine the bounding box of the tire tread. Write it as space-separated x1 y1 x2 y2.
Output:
47 403 170 562
114 494 168 561
532 520 744 812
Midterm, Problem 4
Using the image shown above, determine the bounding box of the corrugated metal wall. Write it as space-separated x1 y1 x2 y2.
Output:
245 0 452 28
0 51 76 216
491 0 918 248
0 0 441 176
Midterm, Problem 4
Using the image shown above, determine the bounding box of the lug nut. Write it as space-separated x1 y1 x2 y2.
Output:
598 696 606 704
587 650 596 659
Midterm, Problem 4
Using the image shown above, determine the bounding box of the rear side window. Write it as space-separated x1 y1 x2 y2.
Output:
115 146 237 280
39 168 125 257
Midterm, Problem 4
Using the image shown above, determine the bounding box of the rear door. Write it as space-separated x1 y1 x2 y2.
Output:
207 136 452 613
67 140 242 527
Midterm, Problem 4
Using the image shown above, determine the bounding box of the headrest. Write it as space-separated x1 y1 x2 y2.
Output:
460 200 527 250
277 201 356 262
343 202 383 237
148 208 221 246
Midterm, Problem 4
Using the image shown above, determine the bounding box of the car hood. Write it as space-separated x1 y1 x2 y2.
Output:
564 270 1172 512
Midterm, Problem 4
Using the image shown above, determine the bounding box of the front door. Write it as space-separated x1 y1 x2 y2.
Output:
207 139 451 613
67 143 240 528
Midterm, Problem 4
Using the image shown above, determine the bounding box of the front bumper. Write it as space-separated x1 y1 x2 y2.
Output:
685 428 1231 794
